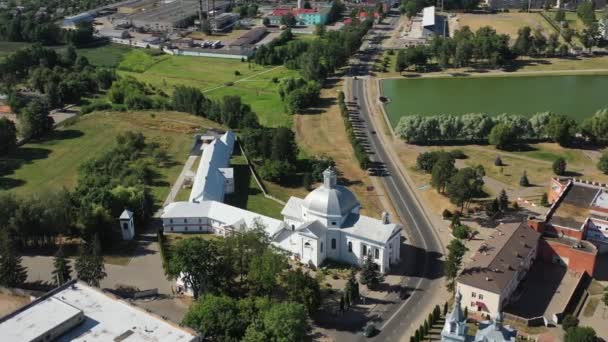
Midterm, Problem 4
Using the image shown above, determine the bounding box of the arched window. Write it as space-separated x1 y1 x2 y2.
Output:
348 241 352 252
331 238 336 249
304 241 311 248
375 248 379 259
362 245 367 256
320 242 323 253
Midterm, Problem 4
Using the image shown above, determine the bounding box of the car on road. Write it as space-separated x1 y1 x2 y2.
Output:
363 323 378 338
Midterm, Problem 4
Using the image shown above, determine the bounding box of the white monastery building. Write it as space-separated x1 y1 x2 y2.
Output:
0 281 199 342
161 131 402 273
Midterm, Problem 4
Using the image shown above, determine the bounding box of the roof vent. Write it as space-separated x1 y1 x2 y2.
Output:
381 211 390 224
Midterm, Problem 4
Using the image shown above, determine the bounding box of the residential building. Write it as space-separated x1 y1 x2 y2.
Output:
160 132 402 275
268 6 331 26
456 222 540 317
441 292 469 342
526 177 602 276
0 281 199 342
474 313 517 342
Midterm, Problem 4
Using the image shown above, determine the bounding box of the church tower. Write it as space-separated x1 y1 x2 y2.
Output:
441 292 469 342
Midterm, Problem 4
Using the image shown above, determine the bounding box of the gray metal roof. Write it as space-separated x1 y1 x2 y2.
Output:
189 131 235 203
302 184 359 218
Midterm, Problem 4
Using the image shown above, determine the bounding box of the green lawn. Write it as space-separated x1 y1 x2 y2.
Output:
224 155 284 219
0 111 223 206
77 43 134 67
120 55 298 127
0 41 35 58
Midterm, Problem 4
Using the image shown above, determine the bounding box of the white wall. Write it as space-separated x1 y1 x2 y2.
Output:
457 282 501 317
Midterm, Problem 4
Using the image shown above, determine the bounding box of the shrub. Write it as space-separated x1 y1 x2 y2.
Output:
598 152 608 174
494 156 503 166
442 209 453 219
519 171 530 187
562 314 579 331
452 225 470 239
449 149 467 159
553 157 567 176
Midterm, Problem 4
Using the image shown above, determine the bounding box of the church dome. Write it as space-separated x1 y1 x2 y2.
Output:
302 167 360 219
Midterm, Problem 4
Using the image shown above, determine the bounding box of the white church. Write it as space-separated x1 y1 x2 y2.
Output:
161 131 402 273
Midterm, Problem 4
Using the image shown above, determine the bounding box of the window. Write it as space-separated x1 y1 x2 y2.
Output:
332 221 337 226
169 219 173 223
185 227 188 231
331 238 336 249
470 301 476 307
123 223 129 230
472 292 476 298
362 245 367 256
184 219 187 223
199 226 202 231
198 218 202 223
375 249 379 259
320 242 323 253
479 294 484 300
170 227 174 231
348 241 352 252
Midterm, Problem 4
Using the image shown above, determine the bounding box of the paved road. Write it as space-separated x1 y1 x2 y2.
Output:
341 15 446 341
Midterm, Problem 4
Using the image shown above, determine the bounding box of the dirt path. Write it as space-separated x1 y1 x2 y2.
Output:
202 65 283 93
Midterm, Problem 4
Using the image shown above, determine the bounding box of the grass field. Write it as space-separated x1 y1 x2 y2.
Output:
0 41 36 58
120 55 298 127
118 49 169 73
0 111 223 206
77 43 134 67
456 13 558 41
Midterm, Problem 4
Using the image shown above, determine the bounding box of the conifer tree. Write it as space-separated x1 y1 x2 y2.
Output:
75 235 106 287
52 245 72 285
0 230 27 287
360 254 381 289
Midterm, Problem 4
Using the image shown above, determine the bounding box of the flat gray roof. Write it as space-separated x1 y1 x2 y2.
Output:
0 281 198 342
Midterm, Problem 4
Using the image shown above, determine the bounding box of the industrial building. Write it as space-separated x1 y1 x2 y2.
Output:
62 12 95 29
228 27 268 47
210 12 239 31
0 281 199 342
111 0 229 32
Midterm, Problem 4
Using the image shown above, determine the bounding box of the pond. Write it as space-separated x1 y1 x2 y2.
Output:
381 74 608 127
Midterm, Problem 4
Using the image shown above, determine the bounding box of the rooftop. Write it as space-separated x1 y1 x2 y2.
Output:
422 6 435 27
457 222 541 294
0 281 198 342
548 180 606 230
189 131 235 203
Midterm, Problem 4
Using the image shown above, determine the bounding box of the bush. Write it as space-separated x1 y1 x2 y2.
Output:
520 171 530 187
452 225 470 239
494 156 503 166
540 193 549 207
449 149 467 159
598 152 608 174
553 157 567 176
442 209 453 219
562 314 579 331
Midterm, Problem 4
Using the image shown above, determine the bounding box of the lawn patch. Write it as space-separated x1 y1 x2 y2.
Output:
1 111 222 207
583 297 599 317
77 43 134 67
118 50 168 73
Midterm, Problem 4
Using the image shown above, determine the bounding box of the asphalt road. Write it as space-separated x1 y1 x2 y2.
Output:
343 16 445 342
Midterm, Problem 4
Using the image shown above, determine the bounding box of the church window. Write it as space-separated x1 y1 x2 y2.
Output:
320 242 323 253
123 223 128 230
348 241 352 252
304 241 311 248
362 245 367 256
375 249 379 259
332 221 337 226
331 239 336 249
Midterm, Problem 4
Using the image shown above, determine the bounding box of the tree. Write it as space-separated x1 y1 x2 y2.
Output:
281 268 322 315
262 17 270 26
444 239 468 292
244 302 308 342
281 13 297 27
0 117 17 155
563 27 575 44
498 189 509 212
488 123 515 150
565 326 596 342
546 113 576 146
562 314 579 331
494 156 503 166
598 152 608 174
75 235 106 287
247 249 288 296
485 198 500 217
431 153 456 193
520 170 530 187
52 245 72 285
0 230 27 287
446 166 485 211
553 157 567 176
19 98 53 139
360 253 381 289
416 151 444 173
576 2 596 26
167 237 227 298
555 9 566 22
514 26 533 55
183 294 246 340
580 24 600 53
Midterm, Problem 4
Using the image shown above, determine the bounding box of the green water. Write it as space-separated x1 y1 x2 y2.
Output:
381 75 608 127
